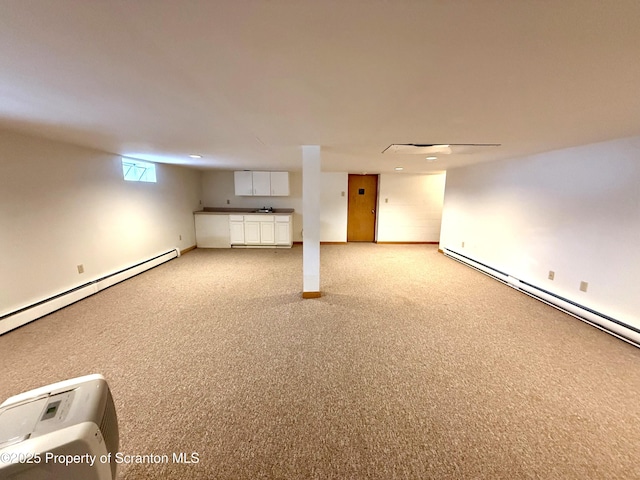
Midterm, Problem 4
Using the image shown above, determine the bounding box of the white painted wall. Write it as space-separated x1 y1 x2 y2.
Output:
377 173 446 242
0 130 201 316
320 173 348 242
440 136 640 328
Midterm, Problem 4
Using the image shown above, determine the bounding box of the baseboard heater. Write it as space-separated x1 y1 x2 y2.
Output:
444 248 640 348
0 248 180 336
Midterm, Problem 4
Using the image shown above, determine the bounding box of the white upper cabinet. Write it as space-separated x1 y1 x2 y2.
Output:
234 171 289 196
269 171 290 196
252 171 271 196
234 171 253 196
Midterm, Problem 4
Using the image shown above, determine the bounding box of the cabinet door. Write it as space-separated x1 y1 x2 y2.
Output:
270 172 290 196
195 215 231 248
260 221 275 244
252 171 271 196
244 221 261 244
194 215 213 248
234 171 253 196
229 221 245 245
275 221 292 246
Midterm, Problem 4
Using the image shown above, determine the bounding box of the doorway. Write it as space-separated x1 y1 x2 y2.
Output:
347 174 378 242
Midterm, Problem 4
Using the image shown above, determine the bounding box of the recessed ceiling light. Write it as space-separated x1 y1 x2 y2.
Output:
189 154 202 159
426 156 437 161
394 167 403 171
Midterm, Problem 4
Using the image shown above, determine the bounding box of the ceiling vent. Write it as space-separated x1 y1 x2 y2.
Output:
382 144 501 155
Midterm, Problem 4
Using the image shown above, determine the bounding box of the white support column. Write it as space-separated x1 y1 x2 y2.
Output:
302 145 321 298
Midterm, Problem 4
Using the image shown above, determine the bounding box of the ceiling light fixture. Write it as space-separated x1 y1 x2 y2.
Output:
426 156 437 161
189 154 202 159
382 144 500 155
394 167 403 171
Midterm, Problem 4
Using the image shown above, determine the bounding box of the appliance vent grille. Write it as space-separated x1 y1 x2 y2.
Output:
100 389 119 478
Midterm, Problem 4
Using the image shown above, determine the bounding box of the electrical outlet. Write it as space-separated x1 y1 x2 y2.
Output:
580 281 588 292
548 270 555 280
226 199 230 204
385 198 389 203
461 241 465 248
77 264 84 274
341 191 345 197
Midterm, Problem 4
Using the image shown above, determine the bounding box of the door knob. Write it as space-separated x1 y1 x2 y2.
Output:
371 209 375 214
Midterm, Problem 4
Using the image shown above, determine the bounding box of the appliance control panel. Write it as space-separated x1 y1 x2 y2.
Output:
34 390 75 433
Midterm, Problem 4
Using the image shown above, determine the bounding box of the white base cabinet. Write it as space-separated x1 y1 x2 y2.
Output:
275 217 292 246
229 215 245 245
195 214 230 248
232 215 291 247
196 213 292 248
243 215 275 245
260 221 276 244
244 221 261 244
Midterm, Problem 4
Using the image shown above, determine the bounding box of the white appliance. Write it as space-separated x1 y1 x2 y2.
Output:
0 374 119 480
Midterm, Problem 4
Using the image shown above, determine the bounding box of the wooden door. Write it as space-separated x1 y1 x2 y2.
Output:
347 174 378 242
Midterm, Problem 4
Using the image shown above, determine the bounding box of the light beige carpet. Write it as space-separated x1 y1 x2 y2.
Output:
1 244 640 479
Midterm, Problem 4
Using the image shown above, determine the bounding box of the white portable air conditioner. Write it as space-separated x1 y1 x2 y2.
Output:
0 374 119 480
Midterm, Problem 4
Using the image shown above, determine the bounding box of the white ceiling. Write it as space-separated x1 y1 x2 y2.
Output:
1 0 640 173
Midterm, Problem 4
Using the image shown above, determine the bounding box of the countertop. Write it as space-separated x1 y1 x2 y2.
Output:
194 207 294 215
